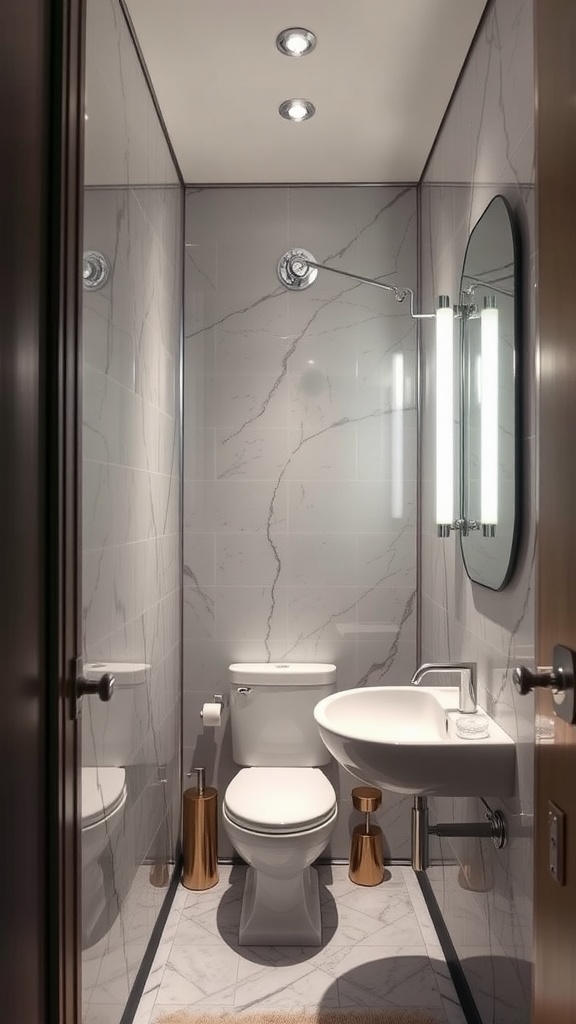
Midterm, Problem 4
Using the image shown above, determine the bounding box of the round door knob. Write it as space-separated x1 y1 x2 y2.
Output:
513 665 560 696
96 672 115 701
77 672 115 701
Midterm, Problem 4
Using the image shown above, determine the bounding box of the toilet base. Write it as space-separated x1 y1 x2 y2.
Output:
239 865 322 946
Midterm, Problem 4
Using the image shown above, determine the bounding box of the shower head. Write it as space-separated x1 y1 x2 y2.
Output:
277 247 431 320
277 248 318 290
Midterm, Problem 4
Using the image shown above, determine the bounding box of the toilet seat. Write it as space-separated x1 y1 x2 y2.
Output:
82 767 127 829
224 767 336 835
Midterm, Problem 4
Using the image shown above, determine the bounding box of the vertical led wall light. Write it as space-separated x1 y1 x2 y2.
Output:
435 296 455 536
480 296 499 536
391 352 404 520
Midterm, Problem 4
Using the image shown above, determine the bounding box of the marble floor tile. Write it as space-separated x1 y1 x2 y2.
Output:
323 890 425 947
149 1007 234 1022
132 864 462 1023
132 988 157 1024
159 943 239 1006
83 1005 126 1024
234 948 339 1010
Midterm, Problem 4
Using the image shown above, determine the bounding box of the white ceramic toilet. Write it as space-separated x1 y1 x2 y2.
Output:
222 662 337 946
81 661 148 947
81 766 127 943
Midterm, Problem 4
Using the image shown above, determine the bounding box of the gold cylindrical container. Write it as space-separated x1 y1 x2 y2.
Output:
352 786 382 814
182 768 219 891
349 786 385 886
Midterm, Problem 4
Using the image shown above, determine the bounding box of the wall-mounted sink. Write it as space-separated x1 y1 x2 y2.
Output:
313 686 515 797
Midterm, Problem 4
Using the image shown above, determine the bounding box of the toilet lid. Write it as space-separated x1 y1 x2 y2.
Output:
82 767 126 829
224 767 336 834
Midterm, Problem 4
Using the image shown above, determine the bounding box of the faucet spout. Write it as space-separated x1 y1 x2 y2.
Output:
410 662 477 714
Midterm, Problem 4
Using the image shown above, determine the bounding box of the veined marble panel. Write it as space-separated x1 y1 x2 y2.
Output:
184 185 418 859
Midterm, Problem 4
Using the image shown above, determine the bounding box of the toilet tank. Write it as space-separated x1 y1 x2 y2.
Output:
81 662 149 767
229 663 337 767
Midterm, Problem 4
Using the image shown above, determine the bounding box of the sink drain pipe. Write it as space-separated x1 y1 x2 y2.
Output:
411 796 507 871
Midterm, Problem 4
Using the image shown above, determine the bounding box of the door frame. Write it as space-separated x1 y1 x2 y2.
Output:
534 1 576 1021
0 0 84 1021
50 0 85 1021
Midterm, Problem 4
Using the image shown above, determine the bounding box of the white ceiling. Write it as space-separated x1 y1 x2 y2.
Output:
125 0 486 184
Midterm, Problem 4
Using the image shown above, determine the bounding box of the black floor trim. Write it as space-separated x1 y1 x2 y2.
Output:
417 870 483 1024
119 858 182 1024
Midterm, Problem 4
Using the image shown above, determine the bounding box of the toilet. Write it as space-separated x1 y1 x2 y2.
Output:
222 662 337 946
81 766 127 944
80 661 148 947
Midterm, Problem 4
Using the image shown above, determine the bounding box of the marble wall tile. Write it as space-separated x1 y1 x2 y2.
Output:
419 1 534 1021
184 186 418 858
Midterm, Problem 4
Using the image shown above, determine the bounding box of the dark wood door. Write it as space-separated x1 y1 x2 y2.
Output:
0 1 84 1021
534 2 576 1021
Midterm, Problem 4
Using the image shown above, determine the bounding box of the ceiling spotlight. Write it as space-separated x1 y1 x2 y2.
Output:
279 98 315 122
276 28 317 57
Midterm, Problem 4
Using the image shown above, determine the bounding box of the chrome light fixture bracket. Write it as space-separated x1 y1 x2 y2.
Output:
437 518 497 538
83 250 110 291
277 248 318 290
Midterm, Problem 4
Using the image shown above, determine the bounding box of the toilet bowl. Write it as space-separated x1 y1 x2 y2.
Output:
80 662 149 946
81 766 127 947
223 766 337 945
222 663 338 946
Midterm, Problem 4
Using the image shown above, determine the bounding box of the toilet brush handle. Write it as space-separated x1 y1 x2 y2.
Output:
186 767 206 796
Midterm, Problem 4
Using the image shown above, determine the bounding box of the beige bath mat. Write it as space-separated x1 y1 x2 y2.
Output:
155 1011 444 1024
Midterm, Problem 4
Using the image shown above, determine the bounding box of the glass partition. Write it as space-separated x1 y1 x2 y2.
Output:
81 1 182 1019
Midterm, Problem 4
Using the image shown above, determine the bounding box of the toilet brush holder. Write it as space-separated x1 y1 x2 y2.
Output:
182 767 219 890
349 786 385 886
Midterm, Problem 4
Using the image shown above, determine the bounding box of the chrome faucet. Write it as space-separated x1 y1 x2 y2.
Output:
410 662 477 714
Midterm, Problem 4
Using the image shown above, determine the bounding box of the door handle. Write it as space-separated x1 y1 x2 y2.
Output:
513 666 562 695
77 671 115 701
513 644 576 724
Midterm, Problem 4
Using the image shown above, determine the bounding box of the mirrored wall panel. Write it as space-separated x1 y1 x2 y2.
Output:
459 196 520 590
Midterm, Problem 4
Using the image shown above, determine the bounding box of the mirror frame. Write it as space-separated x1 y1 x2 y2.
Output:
458 195 522 591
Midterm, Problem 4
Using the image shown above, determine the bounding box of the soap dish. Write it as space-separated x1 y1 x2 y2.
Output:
456 714 490 739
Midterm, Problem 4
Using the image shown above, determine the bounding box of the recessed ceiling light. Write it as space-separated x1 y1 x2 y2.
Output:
276 28 317 58
279 98 315 122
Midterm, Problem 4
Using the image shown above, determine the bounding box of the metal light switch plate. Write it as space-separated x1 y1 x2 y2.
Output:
548 801 566 886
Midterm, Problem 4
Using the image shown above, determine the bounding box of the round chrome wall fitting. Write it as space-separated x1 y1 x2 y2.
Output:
82 250 110 291
278 98 315 122
276 28 317 58
277 249 318 291
489 809 507 850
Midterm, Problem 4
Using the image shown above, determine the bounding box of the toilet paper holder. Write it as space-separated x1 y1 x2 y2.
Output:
200 693 227 718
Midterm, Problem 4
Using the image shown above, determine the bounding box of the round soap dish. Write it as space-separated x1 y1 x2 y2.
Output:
456 714 489 739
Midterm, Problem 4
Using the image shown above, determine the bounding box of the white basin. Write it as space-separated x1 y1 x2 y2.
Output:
313 686 515 797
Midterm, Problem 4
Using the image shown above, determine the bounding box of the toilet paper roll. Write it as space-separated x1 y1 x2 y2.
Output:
201 702 222 727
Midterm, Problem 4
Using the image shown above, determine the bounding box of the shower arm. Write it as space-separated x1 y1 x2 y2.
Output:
288 255 435 321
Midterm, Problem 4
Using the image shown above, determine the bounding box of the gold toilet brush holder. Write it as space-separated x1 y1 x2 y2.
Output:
349 786 385 886
182 767 219 890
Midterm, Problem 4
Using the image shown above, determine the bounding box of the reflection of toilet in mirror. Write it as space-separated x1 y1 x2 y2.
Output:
222 663 338 946
81 662 148 947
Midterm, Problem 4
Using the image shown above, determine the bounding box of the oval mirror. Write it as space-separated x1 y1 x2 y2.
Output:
459 195 521 590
